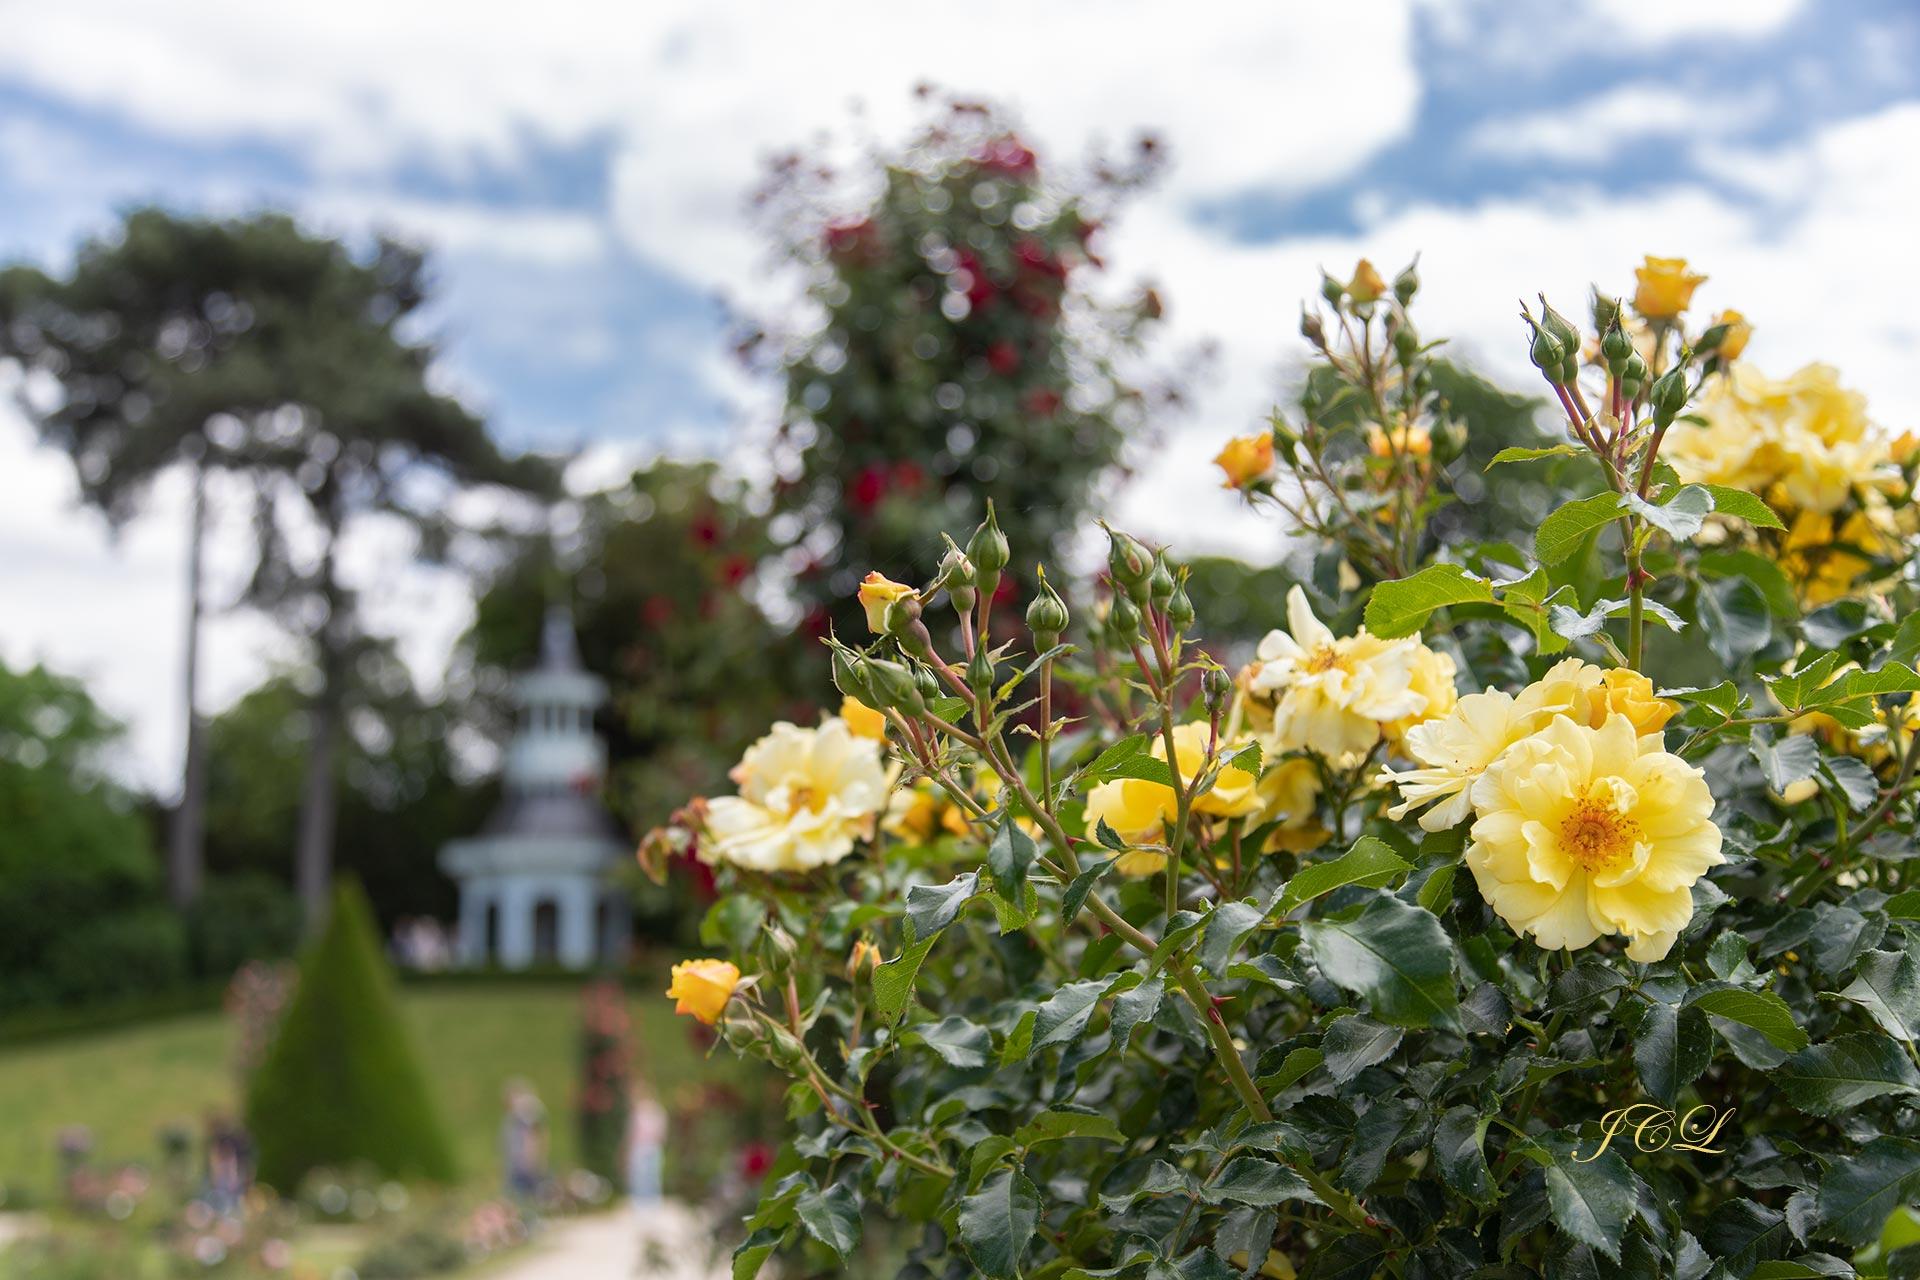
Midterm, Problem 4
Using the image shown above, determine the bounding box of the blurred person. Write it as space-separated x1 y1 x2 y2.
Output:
500 1079 549 1203
624 1080 668 1211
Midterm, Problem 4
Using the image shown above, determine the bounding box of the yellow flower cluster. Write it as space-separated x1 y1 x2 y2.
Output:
666 958 740 1024
1386 660 1716 961
700 717 890 872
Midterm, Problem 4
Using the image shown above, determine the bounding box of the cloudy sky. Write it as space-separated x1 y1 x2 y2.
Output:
3 0 1917 788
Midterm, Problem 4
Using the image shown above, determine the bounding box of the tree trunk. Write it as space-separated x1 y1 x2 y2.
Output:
168 461 209 908
295 501 345 932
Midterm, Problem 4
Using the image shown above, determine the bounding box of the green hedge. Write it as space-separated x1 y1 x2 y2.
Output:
245 880 458 1190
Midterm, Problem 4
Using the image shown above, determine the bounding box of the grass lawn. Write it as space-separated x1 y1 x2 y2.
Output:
0 975 742 1202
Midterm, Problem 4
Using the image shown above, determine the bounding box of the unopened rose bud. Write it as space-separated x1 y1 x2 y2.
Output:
967 644 994 700
1300 307 1327 350
1108 593 1142 641
1622 352 1649 400
1202 666 1232 716
938 546 977 613
1348 259 1388 306
866 658 925 716
1105 527 1152 595
762 1020 807 1072
1527 323 1567 385
1148 557 1176 612
832 647 880 706
913 664 941 701
858 571 915 636
1393 259 1420 307
1591 290 1622 334
1393 323 1418 366
1165 583 1194 634
1538 296 1581 356
846 939 881 989
966 502 1010 574
1706 309 1751 362
1026 573 1069 648
1600 322 1632 377
1650 365 1690 428
761 923 799 976
1320 270 1345 306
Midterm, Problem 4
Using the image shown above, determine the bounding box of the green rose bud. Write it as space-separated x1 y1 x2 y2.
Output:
1165 583 1194 634
1600 322 1633 377
1148 556 1176 612
1393 258 1420 307
1650 365 1690 428
1026 575 1069 647
966 501 1010 574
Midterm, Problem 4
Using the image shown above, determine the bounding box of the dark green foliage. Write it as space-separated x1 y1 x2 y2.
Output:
0 658 180 1013
749 92 1169 634
246 880 457 1189
574 979 630 1181
183 873 303 979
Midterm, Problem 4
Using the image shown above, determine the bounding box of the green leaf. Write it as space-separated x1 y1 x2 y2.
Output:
1702 1199 1791 1275
1700 549 1799 616
1684 983 1809 1052
1766 651 1843 712
905 871 979 942
1256 1046 1324 1092
1488 443 1584 467
1321 1014 1403 1082
874 934 936 1022
1633 1000 1713 1108
1750 729 1820 792
1893 613 1920 666
1535 492 1625 565
1108 978 1163 1053
1432 1106 1492 1207
1774 1033 1920 1116
1663 680 1743 719
1301 892 1458 1028
1816 1136 1920 1248
1887 891 1920 921
959 1166 1041 1279
1625 484 1713 540
913 1015 993 1069
1299 1233 1389 1280
1821 755 1880 812
1837 949 1920 1043
1214 1207 1278 1278
988 814 1038 904
1363 564 1495 639
1699 576 1772 667
731 1227 782 1280
1699 483 1788 530
1537 1136 1636 1262
1272 837 1412 919
794 1182 862 1259
1203 1157 1321 1208
1199 899 1268 976
1080 734 1177 788
1030 979 1112 1055
1063 856 1117 926
1012 1108 1126 1149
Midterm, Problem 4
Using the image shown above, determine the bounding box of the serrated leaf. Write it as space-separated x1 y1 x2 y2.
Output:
1625 483 1713 540
1489 443 1584 467
959 1166 1041 1279
794 1182 862 1259
1030 979 1112 1055
1837 949 1920 1042
914 1015 993 1068
1750 729 1821 792
1321 1014 1402 1082
1698 483 1788 531
1063 856 1117 926
1535 492 1625 565
1432 1106 1493 1207
1821 756 1880 812
1257 1046 1324 1092
1301 892 1457 1028
1214 1206 1277 1278
1774 1033 1920 1116
905 871 979 942
1816 1136 1920 1248
1538 1136 1636 1262
1013 1108 1126 1149
1634 1000 1713 1107
1203 1157 1320 1208
1363 564 1495 639
1200 899 1268 975
1272 837 1412 918
1683 982 1809 1052
1108 977 1163 1054
1663 681 1743 719
988 814 1038 905
731 1227 782 1280
874 934 936 1021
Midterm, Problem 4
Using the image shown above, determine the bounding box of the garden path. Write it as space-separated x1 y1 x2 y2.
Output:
491 1201 733 1280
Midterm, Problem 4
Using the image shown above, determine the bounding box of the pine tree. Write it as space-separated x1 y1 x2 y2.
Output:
245 879 457 1190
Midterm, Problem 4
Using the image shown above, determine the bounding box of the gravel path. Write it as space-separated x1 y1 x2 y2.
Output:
487 1202 736 1280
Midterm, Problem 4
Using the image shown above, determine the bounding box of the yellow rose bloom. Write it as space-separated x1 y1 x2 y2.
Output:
1348 258 1388 304
1780 508 1892 605
1214 434 1275 489
1255 756 1328 853
1113 848 1170 877
1632 255 1707 319
1083 722 1259 854
883 779 972 843
666 958 740 1025
1709 309 1751 361
857 571 914 635
1465 715 1723 961
1513 657 1606 723
1583 668 1677 738
840 695 888 741
702 718 890 871
1086 778 1175 847
1384 643 1458 742
1246 587 1426 758
1164 723 1263 819
1368 423 1432 460
1386 689 1537 832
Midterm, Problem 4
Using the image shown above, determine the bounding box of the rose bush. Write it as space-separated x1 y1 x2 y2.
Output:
651 256 1920 1279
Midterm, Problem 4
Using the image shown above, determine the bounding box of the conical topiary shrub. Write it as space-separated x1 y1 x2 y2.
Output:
245 879 457 1190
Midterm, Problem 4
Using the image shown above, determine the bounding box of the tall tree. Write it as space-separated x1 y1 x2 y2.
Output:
0 210 555 923
744 90 1173 637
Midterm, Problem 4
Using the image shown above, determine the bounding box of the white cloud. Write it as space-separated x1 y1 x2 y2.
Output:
1464 82 1776 165
1588 0 1805 44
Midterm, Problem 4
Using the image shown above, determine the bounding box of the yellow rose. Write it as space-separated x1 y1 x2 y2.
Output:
1891 431 1919 466
1368 423 1432 460
1084 777 1176 847
1583 668 1676 738
1465 715 1723 961
1255 756 1328 853
702 719 890 871
840 696 888 741
1348 258 1388 305
1709 309 1751 361
845 940 881 982
666 958 740 1025
1384 642 1457 742
883 779 972 843
1246 587 1426 758
1386 689 1538 832
1780 508 1892 605
1163 723 1263 819
1214 434 1275 489
857 571 914 635
1632 255 1707 319
1113 848 1170 877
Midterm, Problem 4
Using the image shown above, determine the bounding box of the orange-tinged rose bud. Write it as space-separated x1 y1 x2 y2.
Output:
1348 258 1388 305
1213 434 1274 489
857 571 914 635
1632 256 1707 320
666 958 740 1025
1586 667 1677 737
846 939 881 982
1710 309 1751 361
1892 431 1920 466
839 695 888 741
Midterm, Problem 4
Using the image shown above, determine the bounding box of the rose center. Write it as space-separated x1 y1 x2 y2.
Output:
1558 797 1641 872
1304 645 1350 675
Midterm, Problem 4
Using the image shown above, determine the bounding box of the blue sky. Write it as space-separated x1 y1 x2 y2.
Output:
2 0 1917 784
